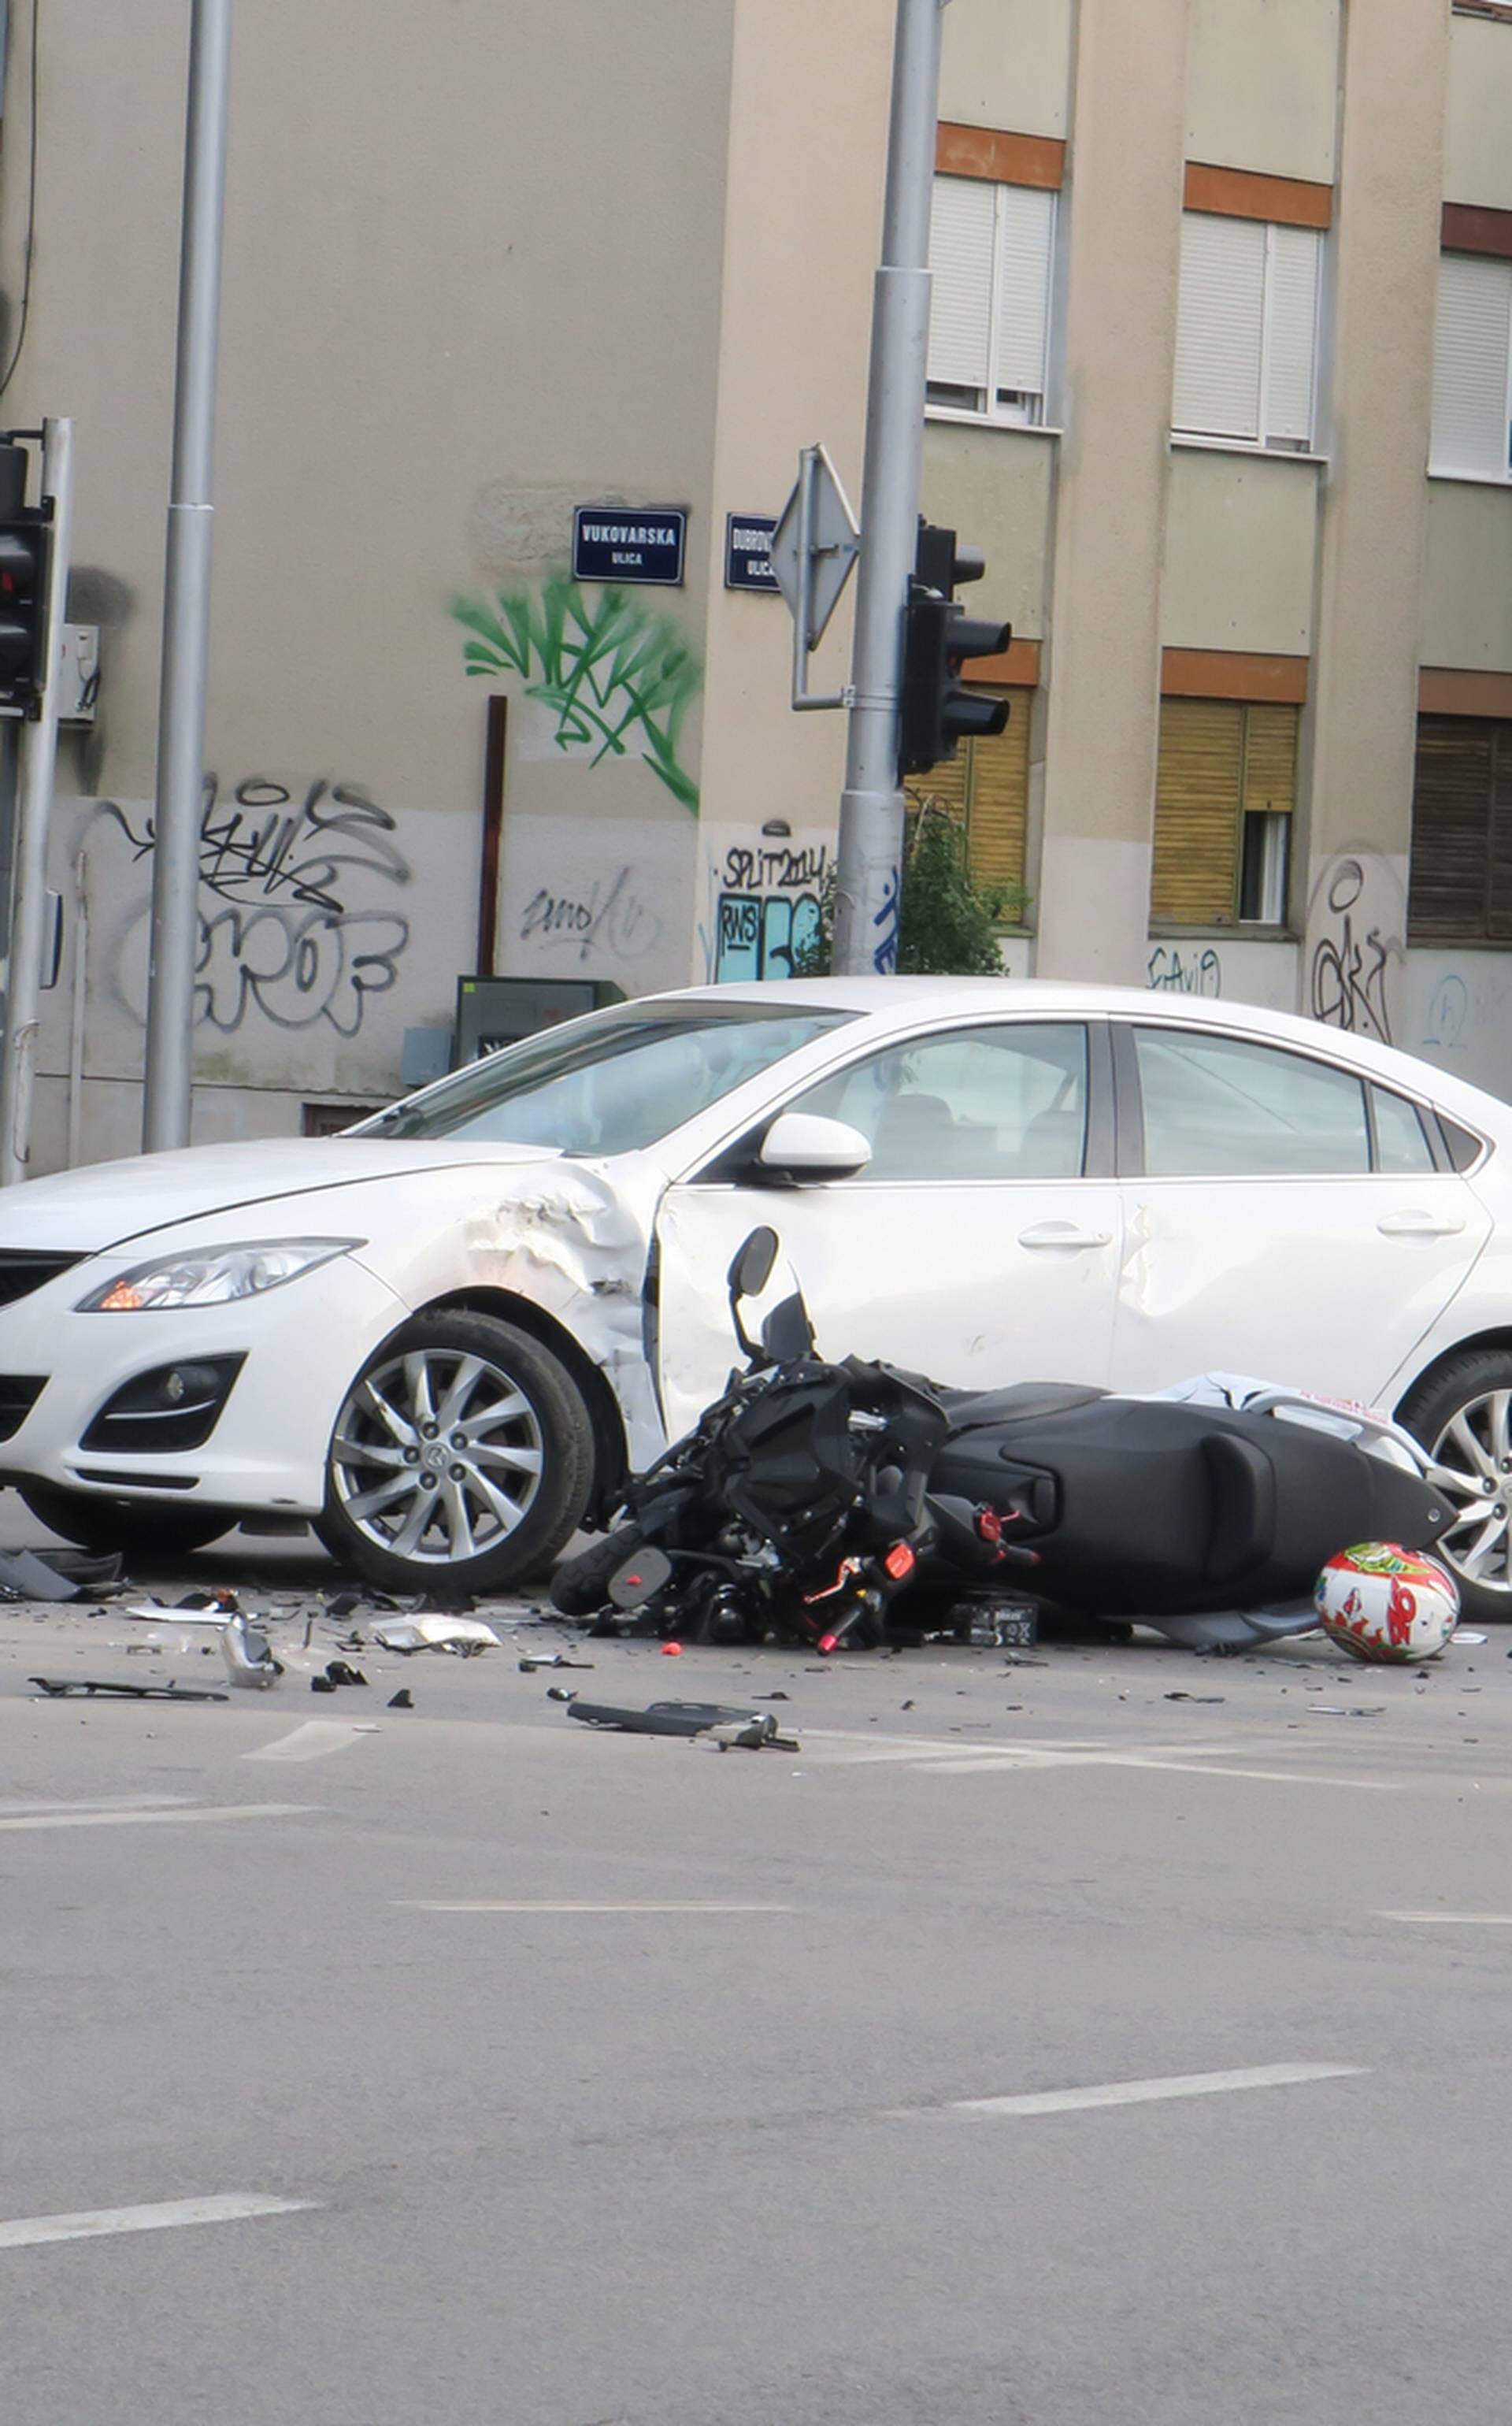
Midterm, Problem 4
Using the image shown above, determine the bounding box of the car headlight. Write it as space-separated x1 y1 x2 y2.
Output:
76 1237 364 1312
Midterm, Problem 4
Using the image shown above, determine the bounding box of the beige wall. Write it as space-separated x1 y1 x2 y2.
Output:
1421 481 1512 673
921 424 1053 640
5 1 740 814
1443 13 1512 212
1306 0 1449 867
1161 451 1317 654
1184 0 1340 186
1034 0 1189 981
692 0 891 980
939 0 1072 139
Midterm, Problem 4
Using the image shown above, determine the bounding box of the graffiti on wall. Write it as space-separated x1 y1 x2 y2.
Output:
452 576 702 811
1147 944 1222 997
711 840 829 981
89 775 412 1037
517 863 662 966
1308 854 1403 1044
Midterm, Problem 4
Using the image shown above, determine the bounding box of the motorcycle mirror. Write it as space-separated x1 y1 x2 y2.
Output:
727 1226 780 1302
607 1543 674 1610
760 1290 816 1363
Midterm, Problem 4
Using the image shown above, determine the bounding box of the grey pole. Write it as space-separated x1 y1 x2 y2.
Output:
143 0 233 1152
830 0 946 976
0 414 74 1185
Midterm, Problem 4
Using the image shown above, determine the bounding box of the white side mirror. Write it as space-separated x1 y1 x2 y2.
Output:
758 1111 872 1182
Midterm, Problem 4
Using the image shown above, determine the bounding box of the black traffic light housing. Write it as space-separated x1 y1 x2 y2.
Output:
0 440 53 718
899 521 1011 779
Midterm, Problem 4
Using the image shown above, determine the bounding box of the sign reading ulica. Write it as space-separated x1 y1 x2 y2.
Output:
724 514 779 592
573 506 687 587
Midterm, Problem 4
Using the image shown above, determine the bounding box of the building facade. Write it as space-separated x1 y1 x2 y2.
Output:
922 0 1512 1102
2 2 1511 1168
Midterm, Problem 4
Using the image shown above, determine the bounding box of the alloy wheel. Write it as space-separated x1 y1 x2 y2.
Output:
1419 1389 1512 1601
331 1346 546 1566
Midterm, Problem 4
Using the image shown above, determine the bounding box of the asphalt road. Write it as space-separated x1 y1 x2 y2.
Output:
2 1536 1510 2426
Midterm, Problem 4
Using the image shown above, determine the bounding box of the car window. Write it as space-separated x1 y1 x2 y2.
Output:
789 1022 1088 1181
1371 1087 1436 1174
1134 1027 1369 1177
358 1004 854 1153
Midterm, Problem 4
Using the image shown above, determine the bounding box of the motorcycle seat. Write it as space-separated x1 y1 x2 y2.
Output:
936 1380 1111 1429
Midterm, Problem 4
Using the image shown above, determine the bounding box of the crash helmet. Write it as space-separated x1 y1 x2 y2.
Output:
1314 1543 1459 1663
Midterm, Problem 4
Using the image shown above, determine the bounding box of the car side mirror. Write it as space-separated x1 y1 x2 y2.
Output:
757 1112 872 1185
726 1226 780 1301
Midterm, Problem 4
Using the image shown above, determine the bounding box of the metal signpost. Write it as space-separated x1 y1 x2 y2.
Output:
143 0 233 1153
769 444 861 713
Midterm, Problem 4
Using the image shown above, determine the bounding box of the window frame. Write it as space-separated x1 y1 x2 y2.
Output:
1112 1022 1461 1181
1171 211 1324 455
925 174 1057 430
1428 249 1512 486
695 1015 1118 1186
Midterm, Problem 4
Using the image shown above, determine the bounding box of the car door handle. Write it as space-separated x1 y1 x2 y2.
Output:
1376 1211 1467 1238
1018 1222 1113 1251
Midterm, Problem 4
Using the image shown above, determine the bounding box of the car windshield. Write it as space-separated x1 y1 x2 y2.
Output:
356 1002 854 1154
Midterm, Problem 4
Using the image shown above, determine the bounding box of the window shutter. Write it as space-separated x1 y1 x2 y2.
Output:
994 187 1054 398
965 691 1031 910
1173 214 1266 441
1263 225 1320 444
1489 725 1512 939
1408 716 1495 939
1240 703 1299 818
906 750 969 820
928 176 995 390
1151 699 1243 925
1430 254 1512 480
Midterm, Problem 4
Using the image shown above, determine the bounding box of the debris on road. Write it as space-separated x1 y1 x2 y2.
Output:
324 1660 368 1687
0 1549 124 1603
1164 1692 1226 1704
220 1614 283 1690
517 1651 594 1672
1305 1704 1386 1718
387 1689 413 1709
29 1675 229 1701
567 1697 794 1745
373 1615 502 1656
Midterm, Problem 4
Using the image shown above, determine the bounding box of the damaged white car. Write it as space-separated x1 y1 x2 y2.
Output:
1 977 1511 1615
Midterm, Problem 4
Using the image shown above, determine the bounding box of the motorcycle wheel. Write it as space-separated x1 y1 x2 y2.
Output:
549 1525 647 1617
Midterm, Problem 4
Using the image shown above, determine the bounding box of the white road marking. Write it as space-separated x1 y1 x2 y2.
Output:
907 1752 1400 1790
0 1803 317 1833
243 1720 373 1764
0 1795 198 1818
0 2193 317 2252
932 2063 1370 2119
1380 1910 1512 1926
396 1901 794 1915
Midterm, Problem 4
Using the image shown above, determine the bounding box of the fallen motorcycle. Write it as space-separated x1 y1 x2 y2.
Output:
550 1227 1456 1653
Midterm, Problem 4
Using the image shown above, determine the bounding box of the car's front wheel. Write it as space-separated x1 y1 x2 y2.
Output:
1399 1349 1512 1625
316 1309 594 1597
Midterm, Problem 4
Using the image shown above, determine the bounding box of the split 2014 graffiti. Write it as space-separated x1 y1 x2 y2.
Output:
712 842 828 982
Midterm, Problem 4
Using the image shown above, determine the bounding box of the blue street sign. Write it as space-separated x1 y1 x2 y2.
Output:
724 513 780 592
572 506 687 586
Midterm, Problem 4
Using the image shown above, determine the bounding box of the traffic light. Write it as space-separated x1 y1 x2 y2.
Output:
898 521 1011 778
0 441 52 717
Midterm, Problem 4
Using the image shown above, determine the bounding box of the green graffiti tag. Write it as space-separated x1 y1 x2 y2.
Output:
451 576 702 812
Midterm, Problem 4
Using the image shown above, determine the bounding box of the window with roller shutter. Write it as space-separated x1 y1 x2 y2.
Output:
1151 699 1298 928
1429 255 1512 480
1408 716 1512 939
905 690 1031 918
926 176 1054 425
1172 213 1321 451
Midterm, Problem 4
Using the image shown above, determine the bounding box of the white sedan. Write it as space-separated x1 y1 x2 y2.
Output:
0 977 1509 1615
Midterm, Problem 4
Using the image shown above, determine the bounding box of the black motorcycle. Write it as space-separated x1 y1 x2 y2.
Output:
550 1227 1455 1653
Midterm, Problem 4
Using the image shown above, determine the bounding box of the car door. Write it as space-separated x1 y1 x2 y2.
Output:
1110 1018 1492 1403
654 1017 1125 1437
